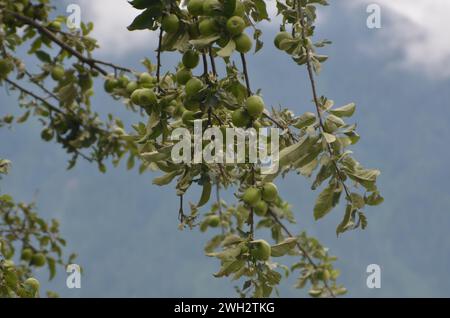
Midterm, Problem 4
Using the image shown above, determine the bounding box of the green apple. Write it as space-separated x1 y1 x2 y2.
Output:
162 14 180 33
174 104 186 117
51 65 65 81
182 50 200 69
234 33 252 53
246 95 265 118
138 88 157 107
139 72 154 85
187 0 204 16
104 77 119 93
130 89 142 105
78 74 93 91
188 22 200 38
176 68 192 85
226 16 245 36
274 31 293 50
118 75 129 87
126 81 139 94
0 59 13 78
203 0 221 16
250 239 271 261
24 277 40 292
21 248 33 261
198 18 218 36
182 110 196 126
48 20 61 31
207 215 221 227
242 187 261 207
254 200 268 216
232 109 250 128
233 1 245 17
31 253 46 267
184 98 200 111
185 77 203 97
262 182 278 202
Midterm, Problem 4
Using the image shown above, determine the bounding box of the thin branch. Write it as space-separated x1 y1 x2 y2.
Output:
240 53 252 96
156 28 163 91
24 70 59 101
202 52 209 77
209 46 217 77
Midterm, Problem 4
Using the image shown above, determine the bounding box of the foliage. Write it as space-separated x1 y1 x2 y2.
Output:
0 0 383 297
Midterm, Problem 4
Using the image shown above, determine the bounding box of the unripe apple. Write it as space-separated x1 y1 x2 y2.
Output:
174 104 187 117
21 248 33 261
48 20 61 31
207 215 221 227
78 74 93 91
176 68 192 85
246 95 265 118
250 239 271 261
185 77 203 97
199 18 218 36
254 200 268 216
242 187 261 207
262 182 278 202
51 65 65 81
126 81 139 95
234 33 252 53
139 72 154 85
274 31 293 50
118 75 129 87
226 16 245 36
203 0 221 16
184 98 200 111
231 109 250 128
31 253 46 267
0 59 13 78
182 50 200 69
24 277 40 292
162 14 180 33
130 89 142 105
104 77 119 93
182 110 196 126
187 0 204 16
138 88 157 107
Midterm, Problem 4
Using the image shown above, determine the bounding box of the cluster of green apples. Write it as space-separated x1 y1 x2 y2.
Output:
2 1 48 25
20 248 47 268
0 58 14 80
231 95 265 128
187 0 253 53
242 182 279 217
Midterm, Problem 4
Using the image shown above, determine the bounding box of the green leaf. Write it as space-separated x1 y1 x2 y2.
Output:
271 238 297 257
314 184 338 220
35 50 52 63
322 132 336 143
197 181 212 207
293 112 316 129
365 192 384 206
217 39 236 58
140 151 170 163
152 170 180 186
189 35 220 47
127 7 161 31
214 259 245 277
329 103 356 118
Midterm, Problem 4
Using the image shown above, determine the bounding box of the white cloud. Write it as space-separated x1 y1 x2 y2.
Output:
74 0 158 57
347 0 450 78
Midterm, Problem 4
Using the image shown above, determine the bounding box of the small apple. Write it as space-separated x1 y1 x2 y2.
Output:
262 182 278 202
207 215 221 227
274 31 293 50
78 74 93 91
126 81 139 95
182 50 200 69
176 68 192 85
21 248 33 261
234 33 252 53
139 72 154 85
184 98 200 111
118 75 129 87
0 59 13 78
185 77 203 97
174 104 187 118
48 20 61 31
51 65 65 81
246 95 265 118
104 77 119 93
254 200 268 217
187 0 204 16
31 253 46 267
182 110 196 126
242 187 261 207
24 278 40 292
203 0 221 16
226 16 245 36
138 88 158 107
162 14 180 33
130 89 142 105
250 239 271 261
199 18 218 36
232 109 250 128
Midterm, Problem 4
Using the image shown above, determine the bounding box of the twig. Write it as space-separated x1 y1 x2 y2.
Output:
240 53 252 96
156 28 163 91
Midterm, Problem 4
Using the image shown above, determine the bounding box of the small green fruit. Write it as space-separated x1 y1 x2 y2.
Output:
242 187 261 207
162 14 180 33
130 89 142 105
250 239 271 261
176 68 192 85
51 65 65 81
226 16 245 36
0 59 13 78
207 215 221 227
126 81 139 94
78 74 93 91
21 248 33 261
184 98 200 111
274 31 293 50
139 72 154 84
246 95 265 118
187 0 204 16
182 50 200 69
182 110 196 126
48 21 61 31
234 33 252 53
31 253 46 267
198 18 218 36
232 109 250 128
24 278 40 292
262 182 278 202
118 75 129 87
254 200 268 217
104 77 119 93
138 88 157 107
185 77 203 97
203 0 221 16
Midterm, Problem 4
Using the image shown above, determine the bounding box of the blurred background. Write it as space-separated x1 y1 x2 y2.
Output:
2 0 450 297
